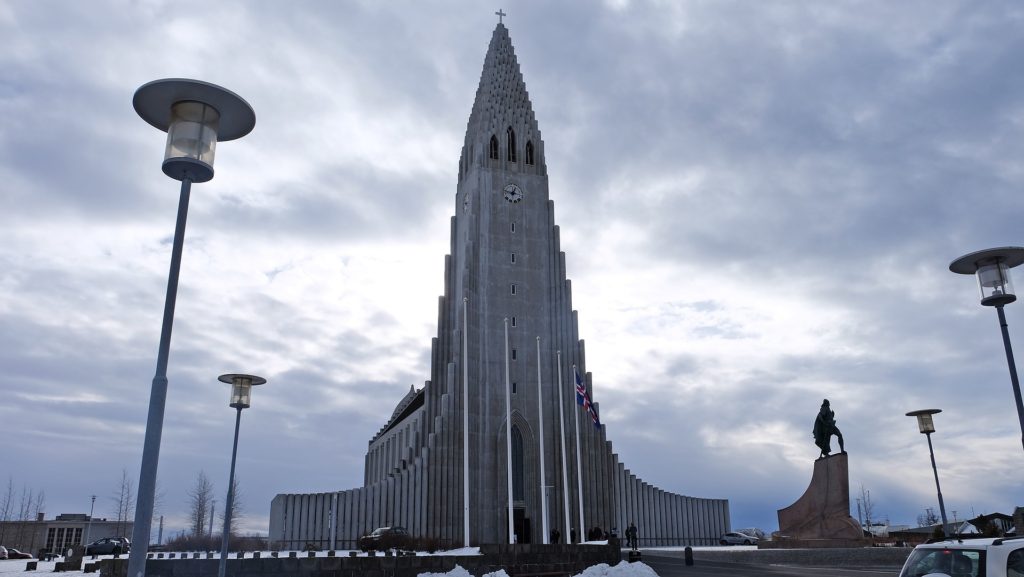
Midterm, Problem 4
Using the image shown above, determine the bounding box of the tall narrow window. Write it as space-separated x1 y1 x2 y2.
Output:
511 316 517 327
511 221 516 233
506 126 517 162
512 382 518 394
511 252 516 264
512 348 517 360
489 135 499 160
511 283 517 295
511 425 525 501
525 141 534 165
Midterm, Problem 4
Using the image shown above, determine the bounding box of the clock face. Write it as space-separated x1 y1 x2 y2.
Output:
503 183 524 203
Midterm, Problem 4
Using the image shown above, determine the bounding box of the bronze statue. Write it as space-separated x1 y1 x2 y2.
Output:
813 399 845 458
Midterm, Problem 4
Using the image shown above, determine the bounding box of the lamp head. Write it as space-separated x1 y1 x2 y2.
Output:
134 79 255 183
218 373 266 409
950 247 1024 307
906 408 941 434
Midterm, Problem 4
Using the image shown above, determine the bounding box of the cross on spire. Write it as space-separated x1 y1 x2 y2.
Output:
495 9 506 24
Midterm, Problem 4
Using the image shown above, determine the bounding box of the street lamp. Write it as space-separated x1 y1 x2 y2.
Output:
950 246 1024 453
128 79 255 577
84 495 95 552
906 409 949 538
217 373 266 577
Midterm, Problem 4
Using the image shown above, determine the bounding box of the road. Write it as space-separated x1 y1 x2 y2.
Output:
642 552 901 577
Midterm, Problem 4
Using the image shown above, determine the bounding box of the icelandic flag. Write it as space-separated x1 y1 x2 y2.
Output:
574 366 601 428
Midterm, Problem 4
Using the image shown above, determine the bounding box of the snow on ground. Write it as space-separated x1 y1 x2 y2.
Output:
0 553 663 577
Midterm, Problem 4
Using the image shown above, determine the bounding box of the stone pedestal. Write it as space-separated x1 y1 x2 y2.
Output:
764 453 869 549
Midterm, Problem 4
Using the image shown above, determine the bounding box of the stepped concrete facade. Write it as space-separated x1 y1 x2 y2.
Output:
270 22 730 549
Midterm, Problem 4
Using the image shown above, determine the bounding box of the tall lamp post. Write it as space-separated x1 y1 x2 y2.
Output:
906 409 949 538
84 495 96 551
950 246 1024 453
129 79 255 577
218 373 266 577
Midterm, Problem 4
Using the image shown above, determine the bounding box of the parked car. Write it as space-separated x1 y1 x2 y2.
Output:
0 546 7 559
4 548 32 559
898 536 1024 577
719 532 758 546
85 537 131 555
358 526 412 551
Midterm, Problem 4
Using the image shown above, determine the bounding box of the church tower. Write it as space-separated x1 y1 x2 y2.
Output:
270 21 730 548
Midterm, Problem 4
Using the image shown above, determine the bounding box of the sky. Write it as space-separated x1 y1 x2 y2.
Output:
2 0 1023 539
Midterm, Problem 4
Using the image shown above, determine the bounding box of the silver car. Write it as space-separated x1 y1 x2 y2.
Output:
719 532 758 546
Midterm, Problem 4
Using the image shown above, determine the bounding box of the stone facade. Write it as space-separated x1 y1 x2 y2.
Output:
270 22 730 548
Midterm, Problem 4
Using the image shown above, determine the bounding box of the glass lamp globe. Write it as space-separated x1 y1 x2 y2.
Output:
133 79 255 183
219 374 266 409
950 247 1024 307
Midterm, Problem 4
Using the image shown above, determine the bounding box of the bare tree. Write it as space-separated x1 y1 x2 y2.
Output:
917 507 940 527
0 477 14 543
28 490 45 551
859 485 875 530
188 471 215 537
110 469 135 537
13 485 36 547
218 477 243 536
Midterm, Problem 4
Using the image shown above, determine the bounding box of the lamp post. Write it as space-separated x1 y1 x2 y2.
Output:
217 373 266 577
950 246 1024 453
128 79 255 577
84 495 96 551
906 409 949 538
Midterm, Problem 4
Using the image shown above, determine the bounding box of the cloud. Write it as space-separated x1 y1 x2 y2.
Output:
2 0 1023 537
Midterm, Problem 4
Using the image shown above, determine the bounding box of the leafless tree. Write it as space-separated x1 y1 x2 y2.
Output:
12 485 39 547
110 468 135 537
859 485 875 530
188 471 215 537
0 477 14 543
217 478 243 536
917 507 940 527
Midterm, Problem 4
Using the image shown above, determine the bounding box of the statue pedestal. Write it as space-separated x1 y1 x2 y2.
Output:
763 453 869 549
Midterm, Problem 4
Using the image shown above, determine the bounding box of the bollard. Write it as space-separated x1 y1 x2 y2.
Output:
684 546 694 566
26 560 38 571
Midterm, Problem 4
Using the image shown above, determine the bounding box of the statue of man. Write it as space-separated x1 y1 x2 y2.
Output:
813 399 845 458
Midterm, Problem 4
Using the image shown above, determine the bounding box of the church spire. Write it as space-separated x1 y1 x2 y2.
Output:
460 21 545 174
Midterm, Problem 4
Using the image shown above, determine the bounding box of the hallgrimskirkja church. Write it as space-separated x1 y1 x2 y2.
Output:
270 21 730 548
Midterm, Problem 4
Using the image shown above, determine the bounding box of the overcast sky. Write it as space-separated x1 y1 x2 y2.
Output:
2 0 1023 538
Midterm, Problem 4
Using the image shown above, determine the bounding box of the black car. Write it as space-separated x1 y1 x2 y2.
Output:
85 537 131 555
358 526 412 552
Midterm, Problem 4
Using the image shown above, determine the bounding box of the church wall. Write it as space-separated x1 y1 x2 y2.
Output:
270 22 730 549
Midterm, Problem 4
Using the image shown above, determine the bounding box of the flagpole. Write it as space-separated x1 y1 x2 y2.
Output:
556 351 571 543
573 365 585 541
536 336 549 544
462 297 470 547
504 318 514 544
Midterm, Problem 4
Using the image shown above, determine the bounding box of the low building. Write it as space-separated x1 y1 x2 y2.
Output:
0 513 131 556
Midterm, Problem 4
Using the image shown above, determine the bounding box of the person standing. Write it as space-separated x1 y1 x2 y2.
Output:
626 521 638 551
